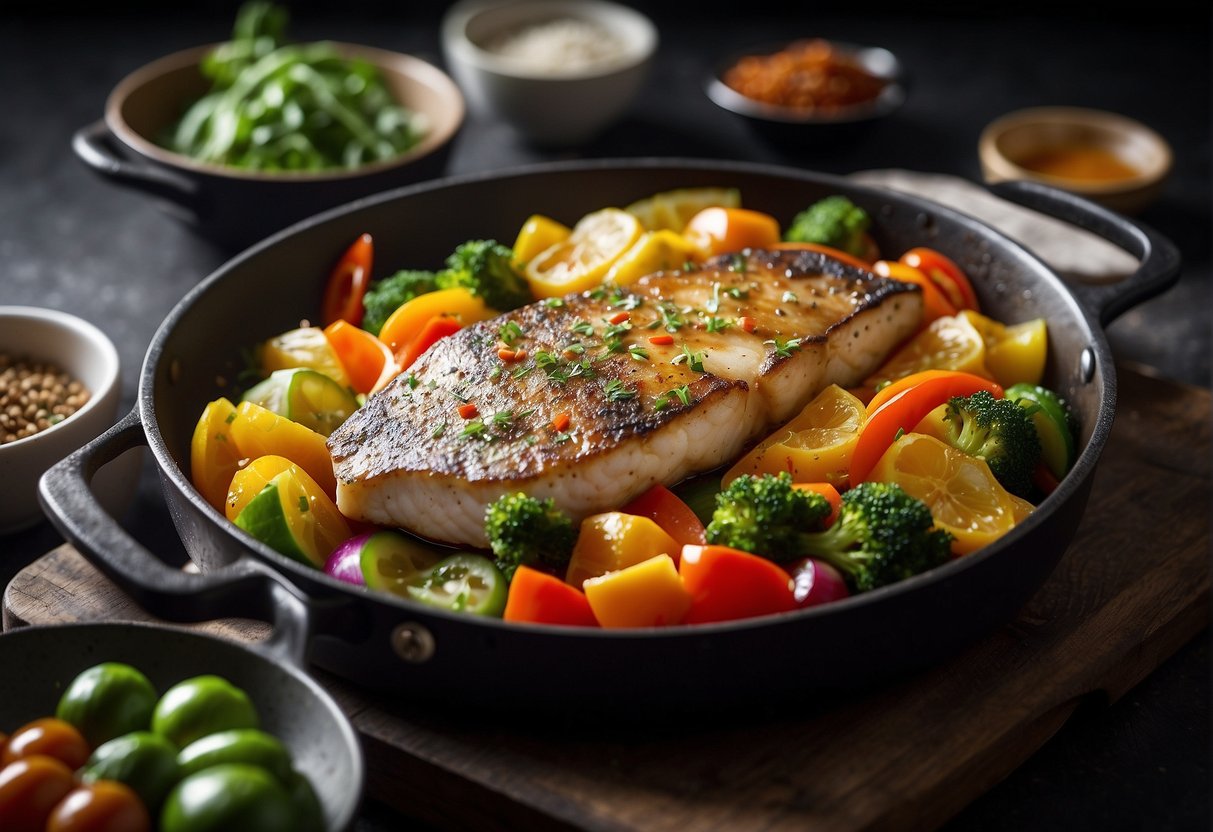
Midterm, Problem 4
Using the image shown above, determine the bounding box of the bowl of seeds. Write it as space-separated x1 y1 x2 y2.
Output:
0 307 121 532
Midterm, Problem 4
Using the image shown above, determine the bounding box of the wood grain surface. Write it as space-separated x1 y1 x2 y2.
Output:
4 367 1209 832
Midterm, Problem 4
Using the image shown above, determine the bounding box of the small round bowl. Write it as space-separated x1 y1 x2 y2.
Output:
442 0 657 147
979 106 1172 215
706 40 906 148
73 43 464 250
0 307 122 533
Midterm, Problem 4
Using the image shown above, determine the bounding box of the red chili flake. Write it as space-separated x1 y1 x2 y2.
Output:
648 334 675 346
608 311 631 325
551 412 571 432
458 403 479 419
738 316 756 333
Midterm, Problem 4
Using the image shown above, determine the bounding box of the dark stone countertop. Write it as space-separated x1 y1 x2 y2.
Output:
1 6 1208 831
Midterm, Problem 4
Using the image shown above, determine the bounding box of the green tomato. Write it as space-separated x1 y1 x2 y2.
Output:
286 770 325 832
177 729 292 785
81 730 180 811
56 662 158 748
160 763 297 832
406 553 507 616
153 676 259 748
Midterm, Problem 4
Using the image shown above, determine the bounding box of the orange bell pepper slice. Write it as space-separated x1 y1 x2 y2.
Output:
322 233 373 327
683 207 781 257
849 370 1005 485
503 566 599 627
873 260 957 325
396 315 463 372
323 320 397 395
620 484 707 546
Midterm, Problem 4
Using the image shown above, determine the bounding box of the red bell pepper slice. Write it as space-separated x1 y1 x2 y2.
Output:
503 566 599 627
899 247 980 312
679 545 797 624
396 315 462 372
621 484 707 546
849 370 1005 484
322 233 373 327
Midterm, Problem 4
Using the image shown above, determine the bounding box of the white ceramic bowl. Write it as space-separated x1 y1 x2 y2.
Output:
979 106 1172 215
442 0 657 146
0 307 122 532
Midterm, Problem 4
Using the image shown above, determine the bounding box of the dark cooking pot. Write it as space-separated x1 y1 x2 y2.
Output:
0 620 364 830
40 160 1179 708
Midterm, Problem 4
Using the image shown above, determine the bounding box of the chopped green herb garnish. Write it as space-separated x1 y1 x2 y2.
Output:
512 363 535 379
553 431 573 444
545 297 565 308
406 373 420 389
602 321 633 340
562 342 587 355
604 379 637 402
659 302 685 332
497 320 525 346
873 379 892 393
729 253 747 273
610 293 643 311
601 337 626 355
671 344 706 373
432 422 446 439
726 286 749 299
298 496 309 513
570 319 595 337
705 316 732 333
894 427 906 441
489 366 503 381
224 411 237 424
525 434 539 446
460 419 487 440
682 260 699 272
492 411 515 429
628 345 650 361
764 336 803 358
672 385 692 405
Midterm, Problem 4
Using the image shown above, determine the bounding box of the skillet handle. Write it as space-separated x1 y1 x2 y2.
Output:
38 408 312 667
988 180 1182 327
72 120 203 218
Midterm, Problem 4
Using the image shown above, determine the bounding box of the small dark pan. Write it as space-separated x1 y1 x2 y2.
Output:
40 160 1180 710
0 620 364 830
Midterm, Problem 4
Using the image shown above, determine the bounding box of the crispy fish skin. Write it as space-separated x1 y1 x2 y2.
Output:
328 249 922 546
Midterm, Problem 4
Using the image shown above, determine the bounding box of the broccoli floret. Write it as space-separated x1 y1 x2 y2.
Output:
784 196 871 257
943 390 1041 498
799 482 953 592
484 492 577 582
360 270 438 335
706 474 952 592
438 240 533 312
706 472 833 559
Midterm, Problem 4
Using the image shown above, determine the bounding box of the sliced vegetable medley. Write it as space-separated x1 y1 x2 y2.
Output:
189 188 1078 628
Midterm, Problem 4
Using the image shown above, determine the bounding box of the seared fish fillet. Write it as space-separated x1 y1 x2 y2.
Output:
329 249 922 547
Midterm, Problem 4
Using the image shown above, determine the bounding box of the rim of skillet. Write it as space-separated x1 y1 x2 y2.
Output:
139 156 1116 639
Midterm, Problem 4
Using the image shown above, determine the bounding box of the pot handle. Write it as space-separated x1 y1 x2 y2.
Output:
38 408 312 667
988 180 1182 326
72 120 203 219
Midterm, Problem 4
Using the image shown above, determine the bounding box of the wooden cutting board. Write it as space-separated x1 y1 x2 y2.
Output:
5 366 1209 832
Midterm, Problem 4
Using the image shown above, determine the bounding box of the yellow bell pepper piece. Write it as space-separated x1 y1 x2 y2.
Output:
583 554 692 628
377 287 496 353
565 512 680 590
961 310 1047 388
228 401 336 499
190 397 243 511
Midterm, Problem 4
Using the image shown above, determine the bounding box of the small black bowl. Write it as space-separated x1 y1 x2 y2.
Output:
705 40 906 149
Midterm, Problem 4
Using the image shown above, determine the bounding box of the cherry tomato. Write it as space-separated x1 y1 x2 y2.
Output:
899 247 980 311
683 207 781 257
0 754 76 832
2 718 90 770
321 232 373 327
47 780 151 832
679 545 797 624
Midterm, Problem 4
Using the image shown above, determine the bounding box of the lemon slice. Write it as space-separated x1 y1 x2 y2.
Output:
869 432 1019 556
513 214 571 266
625 187 741 232
524 208 642 298
259 327 351 388
961 310 1047 388
866 313 990 387
604 230 699 286
723 385 866 488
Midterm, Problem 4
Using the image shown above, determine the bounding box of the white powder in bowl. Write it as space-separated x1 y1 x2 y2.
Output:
485 18 627 74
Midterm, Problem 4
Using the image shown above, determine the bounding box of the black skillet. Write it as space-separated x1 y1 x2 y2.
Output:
40 160 1179 709
0 618 363 829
